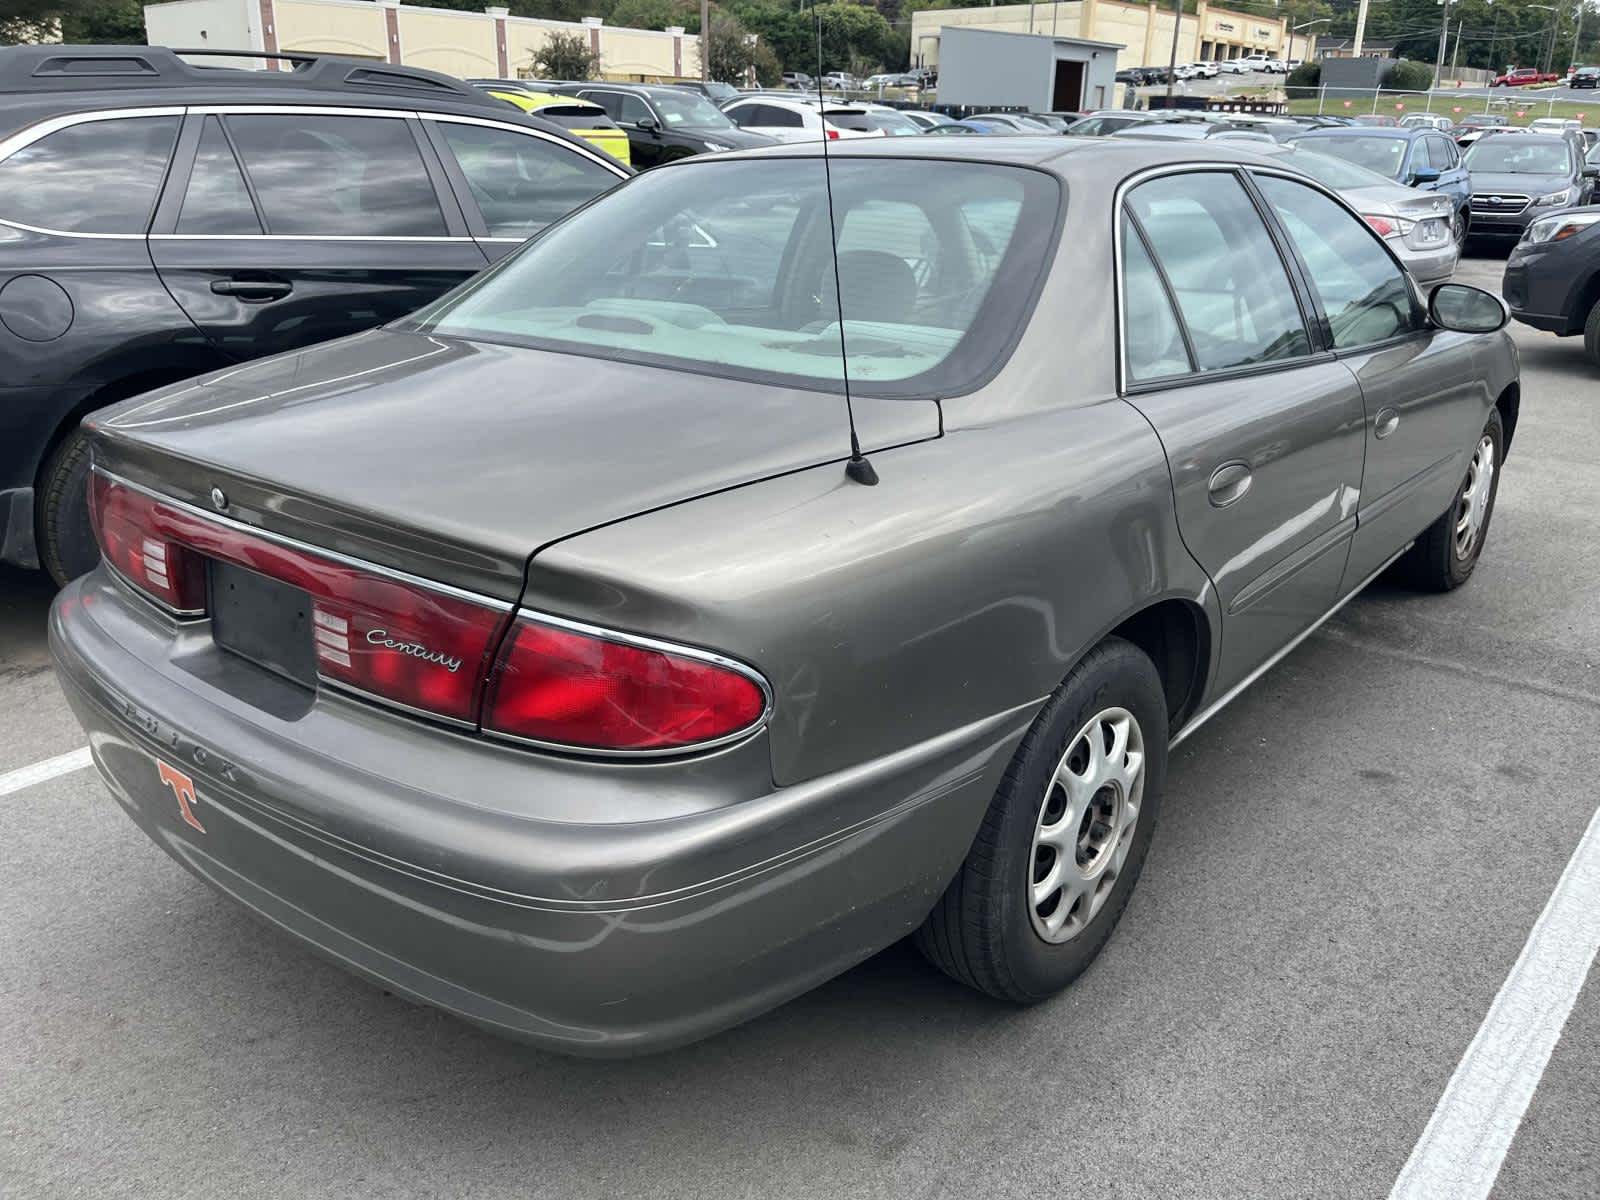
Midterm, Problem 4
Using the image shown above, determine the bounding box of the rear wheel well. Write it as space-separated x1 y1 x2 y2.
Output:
34 367 206 494
1108 600 1209 734
1496 382 1520 457
1571 271 1600 334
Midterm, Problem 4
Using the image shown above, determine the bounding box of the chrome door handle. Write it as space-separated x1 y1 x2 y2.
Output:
1375 407 1400 439
1207 461 1253 508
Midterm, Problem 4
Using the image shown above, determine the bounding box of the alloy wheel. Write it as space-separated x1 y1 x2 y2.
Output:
1028 707 1145 944
1454 434 1496 559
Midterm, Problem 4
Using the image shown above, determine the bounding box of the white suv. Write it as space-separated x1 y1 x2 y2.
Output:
721 95 882 142
1238 54 1273 72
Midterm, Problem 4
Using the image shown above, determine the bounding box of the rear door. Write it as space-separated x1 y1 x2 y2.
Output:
1118 168 1366 697
420 115 627 263
149 108 487 363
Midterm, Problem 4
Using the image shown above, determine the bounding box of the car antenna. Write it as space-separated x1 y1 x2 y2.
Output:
815 18 879 486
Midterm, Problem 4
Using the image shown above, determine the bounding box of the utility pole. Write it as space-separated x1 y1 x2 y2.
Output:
1165 0 1182 104
700 0 709 80
1575 0 1586 70
1450 18 1463 78
1353 0 1371 57
1432 0 1453 90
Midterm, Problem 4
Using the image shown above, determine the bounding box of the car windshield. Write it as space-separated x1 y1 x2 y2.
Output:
1464 138 1573 174
406 159 1059 397
1279 146 1398 192
651 90 735 130
1302 135 1408 178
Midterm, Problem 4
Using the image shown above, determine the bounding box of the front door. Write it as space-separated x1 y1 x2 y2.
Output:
1248 171 1491 585
1118 170 1367 697
581 90 666 167
149 110 486 363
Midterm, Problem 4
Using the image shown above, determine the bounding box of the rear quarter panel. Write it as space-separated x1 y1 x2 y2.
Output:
523 398 1214 787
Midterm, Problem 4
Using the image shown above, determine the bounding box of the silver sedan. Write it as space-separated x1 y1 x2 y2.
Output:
1263 143 1460 286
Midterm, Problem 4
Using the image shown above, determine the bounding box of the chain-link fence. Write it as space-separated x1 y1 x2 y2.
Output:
1291 84 1600 124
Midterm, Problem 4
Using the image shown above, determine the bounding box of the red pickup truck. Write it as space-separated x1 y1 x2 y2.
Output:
1491 67 1558 86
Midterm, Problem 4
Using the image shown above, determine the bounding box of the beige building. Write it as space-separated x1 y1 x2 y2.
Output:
911 0 1316 71
144 0 700 82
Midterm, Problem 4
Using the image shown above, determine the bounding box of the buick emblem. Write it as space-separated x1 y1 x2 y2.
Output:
210 487 228 511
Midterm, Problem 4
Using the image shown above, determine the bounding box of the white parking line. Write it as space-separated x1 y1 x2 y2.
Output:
1389 802 1600 1200
0 746 92 797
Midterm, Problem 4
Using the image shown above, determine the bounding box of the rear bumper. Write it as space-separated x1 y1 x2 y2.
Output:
1396 243 1458 288
50 569 1025 1056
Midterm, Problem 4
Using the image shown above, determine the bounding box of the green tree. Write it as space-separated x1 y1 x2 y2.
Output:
705 10 757 82
610 0 692 31
531 30 599 79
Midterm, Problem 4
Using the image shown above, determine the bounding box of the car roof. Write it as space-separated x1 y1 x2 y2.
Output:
1295 126 1415 140
696 134 1291 182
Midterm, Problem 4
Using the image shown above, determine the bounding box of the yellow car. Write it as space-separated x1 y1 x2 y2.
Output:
476 85 632 166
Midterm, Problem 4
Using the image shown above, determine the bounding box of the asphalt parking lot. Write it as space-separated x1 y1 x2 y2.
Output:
3 249 1597 1200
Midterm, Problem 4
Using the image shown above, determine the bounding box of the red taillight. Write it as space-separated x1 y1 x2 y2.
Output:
484 618 767 752
825 128 840 140
1362 214 1397 238
88 471 508 724
88 471 767 752
89 472 206 613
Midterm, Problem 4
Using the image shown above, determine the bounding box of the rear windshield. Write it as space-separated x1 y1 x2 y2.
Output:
536 104 615 131
1301 135 1407 178
1279 146 1396 191
406 158 1060 398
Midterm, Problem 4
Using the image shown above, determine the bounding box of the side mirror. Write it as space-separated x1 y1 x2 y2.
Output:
1582 163 1600 178
637 116 660 134
1429 283 1508 334
1411 165 1442 185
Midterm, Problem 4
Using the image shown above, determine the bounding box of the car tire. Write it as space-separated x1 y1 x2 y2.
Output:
914 636 1168 1003
37 426 99 587
1585 298 1600 369
1400 407 1505 592
1453 208 1470 246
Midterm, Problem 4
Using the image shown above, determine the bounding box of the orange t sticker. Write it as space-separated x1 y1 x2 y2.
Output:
157 759 205 834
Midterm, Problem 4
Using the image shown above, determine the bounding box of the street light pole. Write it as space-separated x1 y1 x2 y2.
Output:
1433 0 1455 90
1287 19 1329 70
1353 0 1371 57
1165 0 1181 104
700 0 709 81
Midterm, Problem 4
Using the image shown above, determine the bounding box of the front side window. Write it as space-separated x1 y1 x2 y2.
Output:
1256 175 1420 349
406 159 1059 397
0 115 178 234
225 114 446 236
1125 172 1310 372
434 122 619 238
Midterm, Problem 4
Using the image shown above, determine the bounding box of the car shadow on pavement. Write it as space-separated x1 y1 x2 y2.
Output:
0 565 58 673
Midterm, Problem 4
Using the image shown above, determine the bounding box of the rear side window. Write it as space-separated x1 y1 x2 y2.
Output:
408 158 1060 398
0 114 178 234
1121 216 1191 381
1125 172 1309 372
224 114 446 236
177 116 261 235
433 122 619 239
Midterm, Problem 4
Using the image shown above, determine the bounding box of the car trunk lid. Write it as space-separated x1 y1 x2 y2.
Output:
88 328 939 602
